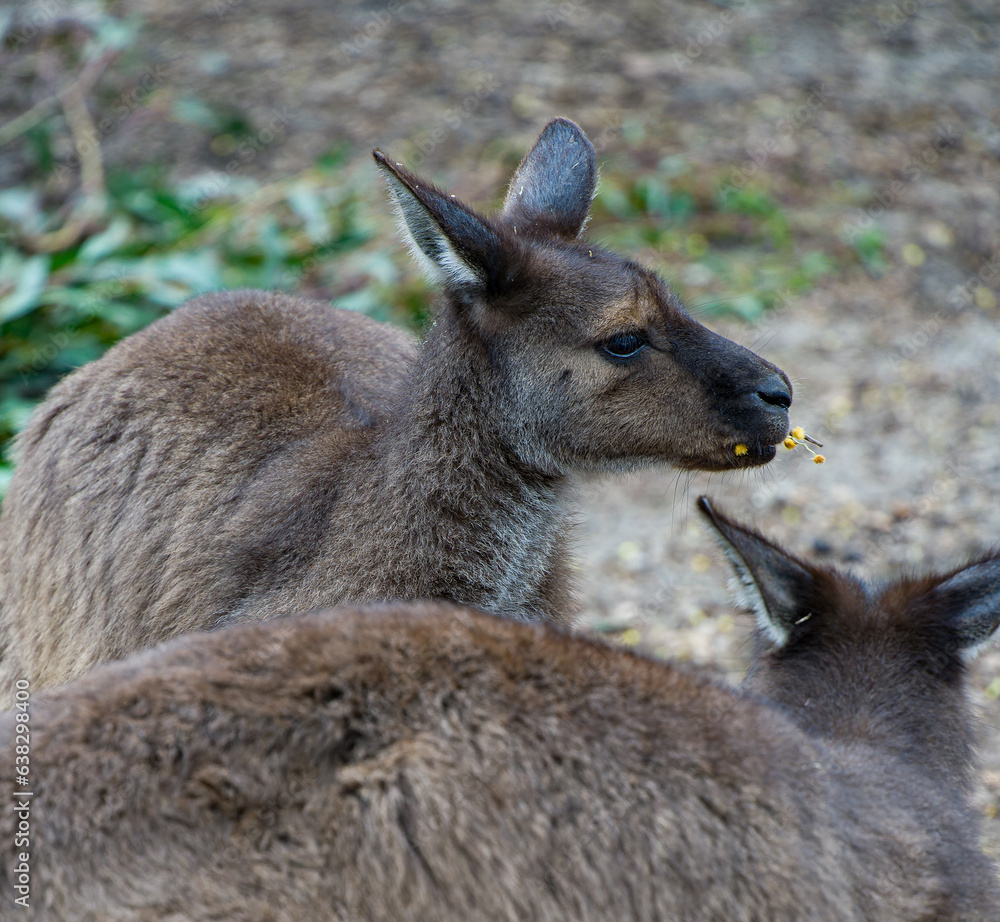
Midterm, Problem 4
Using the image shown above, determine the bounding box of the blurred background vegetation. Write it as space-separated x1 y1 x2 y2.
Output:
1 5 893 501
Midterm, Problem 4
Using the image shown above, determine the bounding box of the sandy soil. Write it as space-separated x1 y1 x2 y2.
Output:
6 0 1000 862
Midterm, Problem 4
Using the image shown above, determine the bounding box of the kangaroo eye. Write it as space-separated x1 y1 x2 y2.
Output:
600 331 647 362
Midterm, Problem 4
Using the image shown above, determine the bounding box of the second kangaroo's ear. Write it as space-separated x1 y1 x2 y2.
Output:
927 555 1000 660
373 151 516 292
697 497 816 649
500 117 597 240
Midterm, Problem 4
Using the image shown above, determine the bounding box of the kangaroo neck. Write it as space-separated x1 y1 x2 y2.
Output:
374 313 572 619
397 310 556 480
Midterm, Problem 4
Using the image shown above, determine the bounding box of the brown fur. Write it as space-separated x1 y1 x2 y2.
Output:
2 499 998 920
0 119 791 697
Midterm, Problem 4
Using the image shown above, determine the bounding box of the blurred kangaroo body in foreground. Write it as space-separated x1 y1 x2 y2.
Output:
2 499 997 921
0 119 792 696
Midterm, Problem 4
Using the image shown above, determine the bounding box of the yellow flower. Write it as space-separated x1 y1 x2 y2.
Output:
620 628 641 647
783 425 827 465
734 444 749 456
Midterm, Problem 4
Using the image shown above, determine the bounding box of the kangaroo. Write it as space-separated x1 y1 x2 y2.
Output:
2 498 998 921
0 118 792 697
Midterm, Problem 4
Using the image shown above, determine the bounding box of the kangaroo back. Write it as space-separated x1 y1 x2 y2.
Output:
3 506 998 920
0 295 416 690
0 119 793 696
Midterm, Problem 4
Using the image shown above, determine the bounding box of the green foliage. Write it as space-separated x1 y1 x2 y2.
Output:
842 225 888 276
0 142 428 499
590 160 833 323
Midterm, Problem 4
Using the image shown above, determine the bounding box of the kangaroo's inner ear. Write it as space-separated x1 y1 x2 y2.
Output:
696 497 815 649
373 150 512 292
929 556 1000 660
500 117 597 240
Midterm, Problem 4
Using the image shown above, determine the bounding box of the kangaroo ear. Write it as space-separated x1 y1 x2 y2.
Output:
500 117 597 240
373 151 514 292
697 497 816 649
927 555 1000 660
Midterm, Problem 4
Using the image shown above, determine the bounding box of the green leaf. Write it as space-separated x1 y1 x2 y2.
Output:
354 251 399 286
718 186 778 218
127 251 225 305
287 185 332 244
172 96 224 131
0 254 50 323
90 12 140 52
0 8 15 45
595 182 635 219
799 250 833 280
637 177 672 218
336 286 383 315
0 466 13 505
727 293 766 322
80 300 162 336
76 217 134 264
0 395 36 437
0 188 42 232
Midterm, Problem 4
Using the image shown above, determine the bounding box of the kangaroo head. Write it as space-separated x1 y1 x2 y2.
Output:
698 496 1000 786
373 118 792 475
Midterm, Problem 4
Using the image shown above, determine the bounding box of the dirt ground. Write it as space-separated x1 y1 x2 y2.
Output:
8 0 1000 862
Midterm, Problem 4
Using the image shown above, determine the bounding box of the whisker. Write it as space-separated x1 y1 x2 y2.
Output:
686 295 744 318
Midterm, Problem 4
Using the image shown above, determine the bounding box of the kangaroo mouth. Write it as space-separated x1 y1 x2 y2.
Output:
729 440 779 468
694 443 777 472
675 425 787 473
718 402 791 470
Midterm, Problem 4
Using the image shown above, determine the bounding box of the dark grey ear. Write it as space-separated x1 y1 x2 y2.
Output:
373 150 513 291
928 555 1000 660
500 117 597 240
697 497 816 649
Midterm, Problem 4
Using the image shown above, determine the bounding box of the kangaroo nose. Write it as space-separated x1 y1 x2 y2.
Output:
756 373 792 410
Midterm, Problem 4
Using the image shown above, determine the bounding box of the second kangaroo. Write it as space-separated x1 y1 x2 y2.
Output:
2 499 998 920
0 118 792 694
